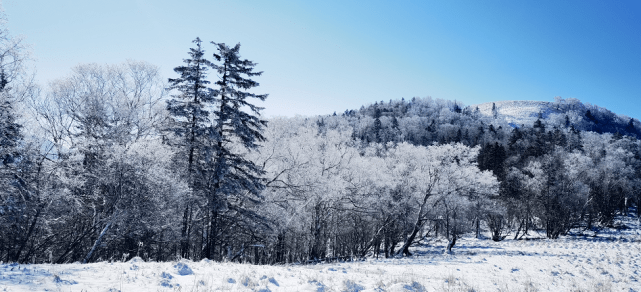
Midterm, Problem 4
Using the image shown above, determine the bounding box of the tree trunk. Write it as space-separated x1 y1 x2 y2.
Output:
446 235 457 253
359 218 390 258
82 220 113 264
156 230 164 262
12 207 42 262
181 206 192 259
384 233 389 258
396 189 434 257
55 224 96 264
397 221 422 257
475 218 480 239
513 219 523 240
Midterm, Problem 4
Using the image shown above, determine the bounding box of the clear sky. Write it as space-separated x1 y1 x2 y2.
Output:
4 0 641 119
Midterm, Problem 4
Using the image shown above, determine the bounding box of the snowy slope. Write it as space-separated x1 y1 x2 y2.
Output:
473 100 561 127
2 216 640 291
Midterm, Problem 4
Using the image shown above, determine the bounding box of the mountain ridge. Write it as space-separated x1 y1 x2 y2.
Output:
343 97 640 146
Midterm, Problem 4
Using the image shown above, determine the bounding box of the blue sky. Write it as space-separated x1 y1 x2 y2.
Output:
4 0 641 118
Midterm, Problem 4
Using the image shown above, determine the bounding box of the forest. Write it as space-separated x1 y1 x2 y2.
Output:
2 22 641 266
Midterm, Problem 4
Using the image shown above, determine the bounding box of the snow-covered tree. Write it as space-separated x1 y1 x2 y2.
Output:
166 37 216 258
195 41 268 260
388 143 499 255
207 41 267 210
25 61 170 263
166 39 268 260
253 117 359 262
0 8 43 262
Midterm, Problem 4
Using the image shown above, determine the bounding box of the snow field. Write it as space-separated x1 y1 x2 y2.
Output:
473 100 559 127
2 222 641 292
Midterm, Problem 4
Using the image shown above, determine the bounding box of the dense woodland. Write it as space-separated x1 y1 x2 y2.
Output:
2 18 641 265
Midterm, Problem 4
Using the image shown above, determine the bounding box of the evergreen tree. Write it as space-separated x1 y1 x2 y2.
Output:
533 119 544 130
453 102 462 113
209 41 267 201
390 116 401 142
167 39 268 260
625 119 637 137
568 125 584 152
166 37 216 258
0 23 31 262
478 142 506 180
553 128 567 148
585 110 597 123
207 41 268 258
491 103 498 119
0 94 21 166
167 37 215 177
0 68 23 224
373 107 382 142
508 128 522 148
0 27 24 168
391 116 399 130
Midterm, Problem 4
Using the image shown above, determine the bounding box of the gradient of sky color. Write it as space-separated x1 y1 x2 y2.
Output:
4 0 641 118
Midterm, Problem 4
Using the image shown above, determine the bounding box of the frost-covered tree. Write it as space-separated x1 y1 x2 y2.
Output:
389 143 499 255
582 133 638 227
27 61 170 263
167 39 268 260
166 38 216 258
254 118 359 262
0 8 42 262
0 3 29 184
167 38 215 176
524 149 590 239
0 83 21 166
208 41 267 207
200 41 268 260
0 54 25 263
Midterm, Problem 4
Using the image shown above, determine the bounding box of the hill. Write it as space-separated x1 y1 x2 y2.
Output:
338 97 640 148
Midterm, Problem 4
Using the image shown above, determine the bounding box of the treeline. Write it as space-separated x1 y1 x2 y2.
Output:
1 18 641 265
341 96 640 147
333 96 641 238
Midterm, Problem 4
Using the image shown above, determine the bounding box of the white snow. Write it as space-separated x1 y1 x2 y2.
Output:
2 216 640 291
473 100 560 127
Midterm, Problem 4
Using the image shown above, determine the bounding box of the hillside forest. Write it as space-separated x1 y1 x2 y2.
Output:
2 24 641 265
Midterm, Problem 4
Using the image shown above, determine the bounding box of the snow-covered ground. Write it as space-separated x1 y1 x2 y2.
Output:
2 216 641 292
473 100 561 127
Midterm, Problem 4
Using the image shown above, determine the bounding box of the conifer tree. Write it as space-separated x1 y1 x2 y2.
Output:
0 84 21 167
491 102 498 119
168 39 268 260
625 119 638 137
209 41 267 202
167 37 215 258
206 42 268 259
167 37 215 177
373 107 382 143
453 102 462 113
0 17 31 262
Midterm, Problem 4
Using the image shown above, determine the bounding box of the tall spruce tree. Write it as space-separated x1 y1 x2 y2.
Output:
0 49 26 263
210 42 267 187
167 37 215 258
0 80 21 167
167 37 215 177
373 107 382 143
206 41 268 260
0 70 22 216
